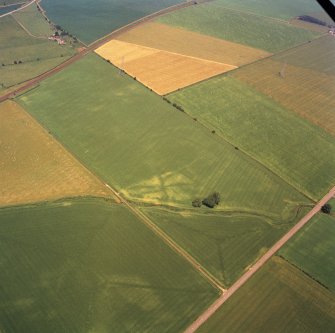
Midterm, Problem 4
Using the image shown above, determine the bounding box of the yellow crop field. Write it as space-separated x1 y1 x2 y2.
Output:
233 59 335 136
95 40 235 95
117 22 271 66
0 100 112 207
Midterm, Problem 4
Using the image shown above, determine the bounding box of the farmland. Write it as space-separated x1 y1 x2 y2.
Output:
168 76 335 200
18 53 310 217
232 36 335 136
198 256 335 333
0 13 75 89
212 0 324 20
117 22 270 66
95 40 235 95
142 207 310 287
0 198 218 333
0 100 109 207
41 0 184 44
280 213 335 291
156 2 321 53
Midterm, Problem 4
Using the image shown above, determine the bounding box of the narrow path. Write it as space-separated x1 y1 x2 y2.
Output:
0 0 34 18
11 12 46 38
184 184 335 333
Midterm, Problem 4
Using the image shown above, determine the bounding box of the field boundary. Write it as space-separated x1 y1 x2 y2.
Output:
184 184 335 332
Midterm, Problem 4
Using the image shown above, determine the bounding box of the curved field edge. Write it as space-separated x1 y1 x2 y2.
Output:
141 206 310 287
197 256 335 333
17 53 310 219
0 197 218 333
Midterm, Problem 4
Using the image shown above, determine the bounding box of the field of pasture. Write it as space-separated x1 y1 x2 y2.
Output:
198 256 335 333
41 0 184 44
0 100 109 207
95 40 234 95
168 76 335 201
0 11 74 89
156 2 321 53
142 206 309 287
280 213 335 291
117 22 270 66
0 198 217 333
18 53 310 218
233 36 335 136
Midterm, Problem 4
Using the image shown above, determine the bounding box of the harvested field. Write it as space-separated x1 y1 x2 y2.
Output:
117 22 270 66
198 256 335 333
0 100 110 207
233 51 335 136
0 198 217 332
96 40 235 95
280 213 335 291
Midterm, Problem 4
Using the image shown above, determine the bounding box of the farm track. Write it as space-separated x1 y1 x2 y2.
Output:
11 12 46 39
0 0 35 18
184 184 335 333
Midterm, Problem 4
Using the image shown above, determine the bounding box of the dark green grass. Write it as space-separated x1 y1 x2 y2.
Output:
168 76 335 201
0 198 218 333
42 0 184 44
156 2 321 53
212 0 324 20
198 256 335 333
18 53 309 218
280 213 335 291
142 207 309 287
0 15 74 88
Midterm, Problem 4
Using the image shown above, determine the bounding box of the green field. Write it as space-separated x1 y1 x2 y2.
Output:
213 0 324 20
156 2 321 53
198 256 335 333
18 53 310 219
142 207 309 287
13 2 54 37
168 76 335 201
280 213 335 291
0 198 218 333
42 0 184 44
0 13 75 89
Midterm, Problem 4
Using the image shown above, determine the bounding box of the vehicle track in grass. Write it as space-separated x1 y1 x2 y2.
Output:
184 184 335 333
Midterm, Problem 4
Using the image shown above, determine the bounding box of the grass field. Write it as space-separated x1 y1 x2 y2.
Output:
198 256 335 333
18 53 309 218
41 0 183 44
168 76 335 201
142 207 309 287
212 0 324 20
0 100 110 207
96 40 234 95
117 22 270 66
156 2 321 53
0 14 74 89
280 213 335 291
0 198 218 333
13 2 54 37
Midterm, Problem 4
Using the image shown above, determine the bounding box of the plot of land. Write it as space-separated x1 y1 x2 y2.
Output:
96 40 235 95
117 22 270 66
142 207 309 287
18 53 309 219
0 14 75 89
168 76 335 201
156 2 321 53
232 36 335 136
0 198 217 333
0 100 110 207
198 256 335 333
280 213 335 291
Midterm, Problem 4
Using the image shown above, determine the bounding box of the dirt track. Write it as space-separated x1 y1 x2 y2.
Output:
184 184 335 333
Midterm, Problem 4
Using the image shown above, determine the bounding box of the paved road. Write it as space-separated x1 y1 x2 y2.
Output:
184 185 335 333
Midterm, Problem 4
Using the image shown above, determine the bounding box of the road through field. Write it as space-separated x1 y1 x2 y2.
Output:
0 0 35 18
184 184 335 333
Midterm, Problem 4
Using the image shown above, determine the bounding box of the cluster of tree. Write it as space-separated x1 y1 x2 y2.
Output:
298 15 334 28
192 192 220 208
321 203 332 214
